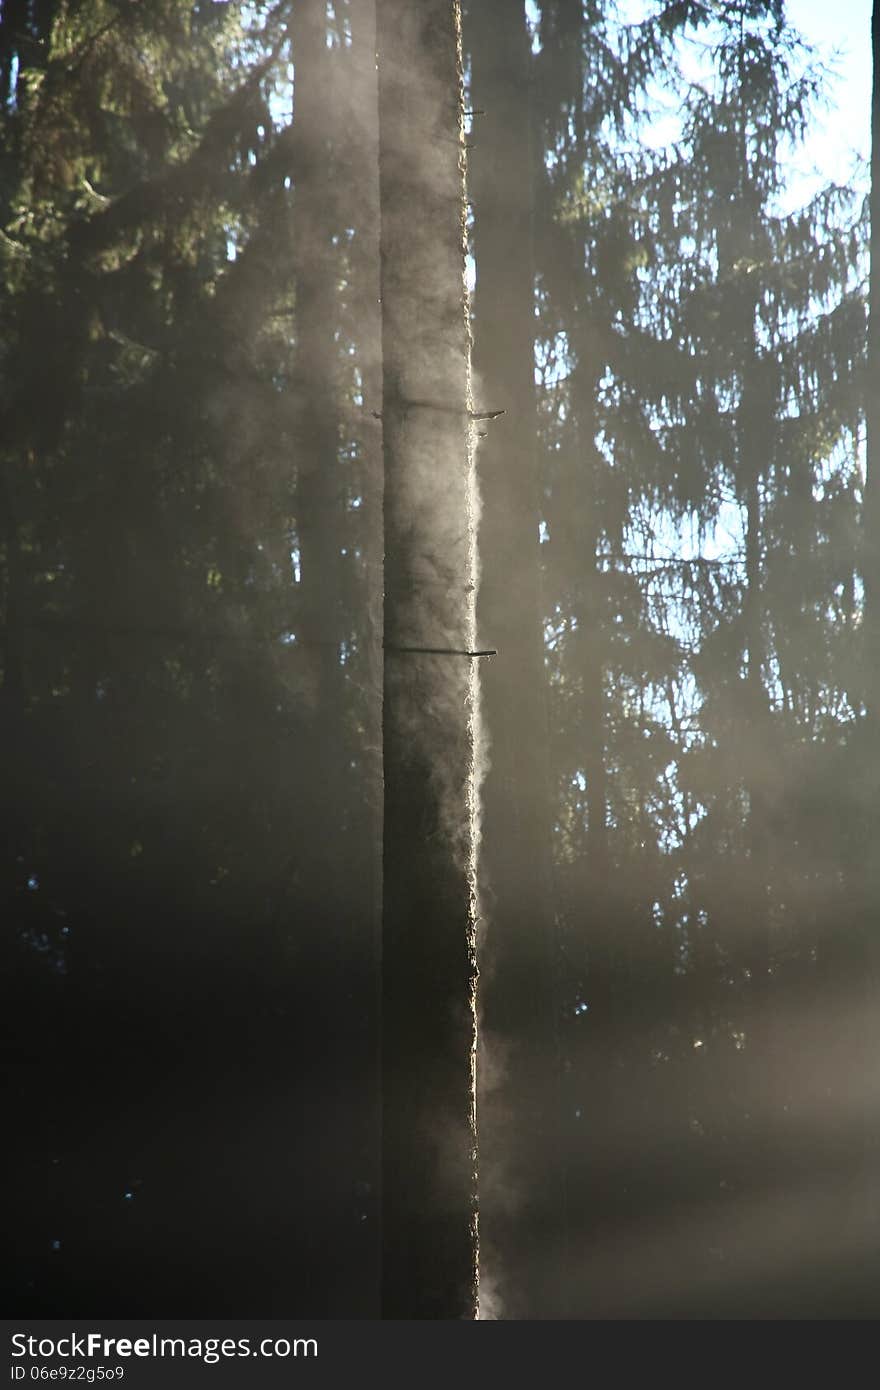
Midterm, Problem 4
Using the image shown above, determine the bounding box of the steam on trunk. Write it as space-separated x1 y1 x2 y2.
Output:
377 0 480 1321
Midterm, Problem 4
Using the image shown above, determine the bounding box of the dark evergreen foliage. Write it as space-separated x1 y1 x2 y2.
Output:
1 0 381 1316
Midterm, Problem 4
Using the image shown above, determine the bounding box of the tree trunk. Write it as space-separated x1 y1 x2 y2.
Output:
847 0 880 1303
867 8 880 722
376 0 479 1320
468 0 562 1319
289 2 378 1294
343 0 385 1307
291 1 344 708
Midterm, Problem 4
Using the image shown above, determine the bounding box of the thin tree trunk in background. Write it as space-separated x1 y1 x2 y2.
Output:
726 58 777 1282
376 0 478 1320
289 0 363 1284
851 0 880 1296
291 1 343 707
343 0 384 1301
345 0 384 911
867 9 880 722
288 5 345 925
469 0 561 1320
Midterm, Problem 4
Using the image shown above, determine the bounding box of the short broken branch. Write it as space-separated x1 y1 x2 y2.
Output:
385 644 497 658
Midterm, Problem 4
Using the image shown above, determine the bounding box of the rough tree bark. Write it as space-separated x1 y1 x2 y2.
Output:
376 0 479 1320
867 8 880 717
468 0 561 1320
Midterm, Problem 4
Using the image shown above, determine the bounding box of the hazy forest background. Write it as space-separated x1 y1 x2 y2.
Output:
3 0 879 1319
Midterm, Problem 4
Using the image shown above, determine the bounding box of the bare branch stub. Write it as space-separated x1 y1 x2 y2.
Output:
385 644 497 658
